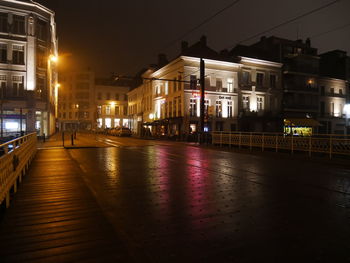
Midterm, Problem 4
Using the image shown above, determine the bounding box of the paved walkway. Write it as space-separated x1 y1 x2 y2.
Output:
0 148 133 262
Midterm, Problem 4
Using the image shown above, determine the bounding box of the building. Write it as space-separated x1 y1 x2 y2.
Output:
58 72 131 130
128 36 283 137
319 50 350 134
247 36 321 135
0 0 58 138
58 71 95 130
95 78 129 130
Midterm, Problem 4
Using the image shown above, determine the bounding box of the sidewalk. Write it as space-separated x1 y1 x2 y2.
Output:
37 132 110 149
0 147 133 262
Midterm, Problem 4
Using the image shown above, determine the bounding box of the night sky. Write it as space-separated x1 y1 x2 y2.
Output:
36 0 350 76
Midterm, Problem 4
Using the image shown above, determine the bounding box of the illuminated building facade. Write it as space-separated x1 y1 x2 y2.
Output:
58 72 131 130
0 0 58 138
58 71 95 130
128 36 283 136
95 80 129 129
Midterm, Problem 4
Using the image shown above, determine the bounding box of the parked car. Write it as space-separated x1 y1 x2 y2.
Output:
115 127 132 137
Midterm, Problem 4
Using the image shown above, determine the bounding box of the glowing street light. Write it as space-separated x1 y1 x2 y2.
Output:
50 55 58 63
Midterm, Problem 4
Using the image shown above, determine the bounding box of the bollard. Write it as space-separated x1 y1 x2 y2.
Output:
71 134 74 146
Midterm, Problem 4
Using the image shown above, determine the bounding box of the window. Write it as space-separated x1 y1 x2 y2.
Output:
0 75 6 98
12 45 24 65
12 76 24 97
204 99 209 116
114 118 120 127
256 73 264 87
36 77 45 99
227 101 233 118
270 74 276 88
0 43 7 63
115 93 119 100
97 106 102 115
165 82 169 95
173 99 177 117
106 105 111 115
169 101 173 118
115 106 119 115
105 118 111 128
97 92 102 100
242 71 250 85
227 78 234 92
177 97 181 116
189 99 196 117
216 100 222 118
76 83 89 90
0 13 8 33
124 106 127 115
37 19 47 41
331 102 334 116
12 15 25 35
257 97 264 111
178 75 182 90
37 48 46 68
216 78 223 91
190 75 197 89
242 96 249 110
339 89 343 95
106 92 110 100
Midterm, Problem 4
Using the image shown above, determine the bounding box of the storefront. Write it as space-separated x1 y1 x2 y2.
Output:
284 118 321 136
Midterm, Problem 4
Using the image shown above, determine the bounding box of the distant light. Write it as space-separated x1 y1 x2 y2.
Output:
110 102 116 107
344 104 350 117
5 121 19 130
56 83 61 88
149 113 154 120
50 55 58 63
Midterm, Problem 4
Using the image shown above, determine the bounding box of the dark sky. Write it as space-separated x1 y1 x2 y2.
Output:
36 0 350 76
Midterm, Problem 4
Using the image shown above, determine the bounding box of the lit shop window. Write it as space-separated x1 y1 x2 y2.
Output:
105 118 111 128
227 100 233 118
114 118 120 127
216 100 222 118
123 119 128 127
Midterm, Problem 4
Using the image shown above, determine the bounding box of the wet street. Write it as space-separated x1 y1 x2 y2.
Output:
1 134 350 262
68 135 350 262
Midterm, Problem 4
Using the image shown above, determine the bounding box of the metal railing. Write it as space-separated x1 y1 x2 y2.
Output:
0 133 37 208
212 132 350 158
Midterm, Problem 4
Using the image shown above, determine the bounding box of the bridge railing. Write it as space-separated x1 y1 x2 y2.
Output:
212 132 350 158
0 133 37 208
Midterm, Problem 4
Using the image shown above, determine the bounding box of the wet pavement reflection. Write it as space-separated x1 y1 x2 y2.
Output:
69 138 350 262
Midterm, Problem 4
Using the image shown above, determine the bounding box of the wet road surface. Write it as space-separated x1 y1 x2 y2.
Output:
66 135 350 262
1 134 350 262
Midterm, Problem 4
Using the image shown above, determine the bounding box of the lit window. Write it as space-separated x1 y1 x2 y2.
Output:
106 105 111 115
189 98 197 117
216 100 222 117
227 78 234 92
114 118 120 127
242 96 249 110
123 119 128 127
105 118 111 128
227 100 233 117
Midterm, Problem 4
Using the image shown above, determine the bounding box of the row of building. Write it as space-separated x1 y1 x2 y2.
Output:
127 36 350 137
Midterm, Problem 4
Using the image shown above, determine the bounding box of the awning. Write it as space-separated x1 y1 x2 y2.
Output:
284 118 321 127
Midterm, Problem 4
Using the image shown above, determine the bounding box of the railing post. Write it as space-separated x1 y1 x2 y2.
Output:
275 134 278 152
329 135 332 159
309 136 312 157
250 132 252 151
239 133 242 149
262 133 264 152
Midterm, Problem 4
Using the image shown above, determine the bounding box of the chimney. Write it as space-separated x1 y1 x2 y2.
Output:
305 38 311 47
200 35 207 46
158 53 168 67
181 41 188 52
